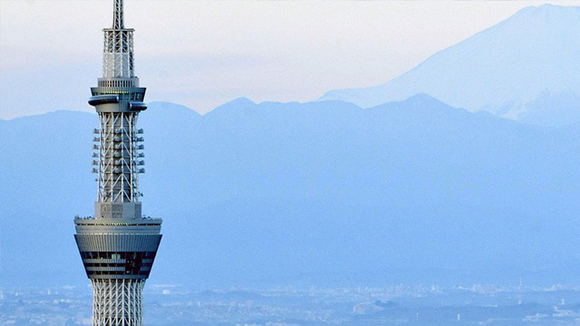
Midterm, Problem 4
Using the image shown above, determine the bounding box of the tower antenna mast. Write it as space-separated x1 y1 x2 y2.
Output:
114 0 124 29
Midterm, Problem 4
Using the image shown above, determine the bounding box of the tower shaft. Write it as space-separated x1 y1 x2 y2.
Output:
91 279 145 325
75 1 162 325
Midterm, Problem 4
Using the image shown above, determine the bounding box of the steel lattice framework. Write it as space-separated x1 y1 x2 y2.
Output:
91 279 145 326
104 0 134 79
75 1 162 325
93 112 144 203
103 28 134 79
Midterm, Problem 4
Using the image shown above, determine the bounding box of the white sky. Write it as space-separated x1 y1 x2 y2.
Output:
1 0 579 119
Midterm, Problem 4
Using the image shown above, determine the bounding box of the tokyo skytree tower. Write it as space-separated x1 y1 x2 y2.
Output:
74 0 162 325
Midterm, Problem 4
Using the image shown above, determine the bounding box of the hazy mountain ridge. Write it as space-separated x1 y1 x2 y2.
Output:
320 4 580 127
2 98 580 288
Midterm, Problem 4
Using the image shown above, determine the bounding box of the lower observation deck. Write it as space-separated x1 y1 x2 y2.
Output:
74 217 162 280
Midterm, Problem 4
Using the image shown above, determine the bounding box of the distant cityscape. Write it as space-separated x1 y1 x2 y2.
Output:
3 283 580 325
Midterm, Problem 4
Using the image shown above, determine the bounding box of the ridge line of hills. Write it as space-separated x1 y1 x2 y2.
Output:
2 96 580 287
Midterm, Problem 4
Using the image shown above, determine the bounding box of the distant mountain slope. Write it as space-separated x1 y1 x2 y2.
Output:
2 98 580 288
320 4 580 127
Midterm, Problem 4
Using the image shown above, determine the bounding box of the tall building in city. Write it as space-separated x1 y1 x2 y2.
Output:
74 0 162 325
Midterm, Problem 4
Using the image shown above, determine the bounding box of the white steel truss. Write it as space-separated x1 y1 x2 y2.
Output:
91 279 145 326
103 0 134 79
113 0 124 29
94 112 143 203
103 29 135 79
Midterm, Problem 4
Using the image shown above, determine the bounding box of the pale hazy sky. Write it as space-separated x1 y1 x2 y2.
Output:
1 0 579 119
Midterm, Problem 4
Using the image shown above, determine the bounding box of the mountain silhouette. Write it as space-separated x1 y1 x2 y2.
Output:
320 5 580 127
